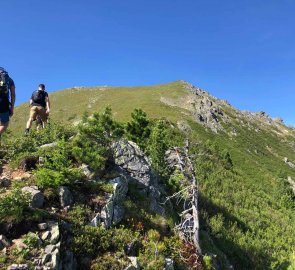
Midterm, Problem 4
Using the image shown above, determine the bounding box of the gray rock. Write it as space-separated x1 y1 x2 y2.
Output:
7 265 29 270
41 231 51 241
110 176 128 203
125 257 140 270
112 140 151 188
112 205 125 225
90 213 101 227
40 142 58 148
0 235 11 249
0 177 11 187
58 186 74 207
164 258 174 270
45 244 56 254
47 222 60 244
21 186 44 208
79 163 93 179
100 200 114 228
38 223 48 230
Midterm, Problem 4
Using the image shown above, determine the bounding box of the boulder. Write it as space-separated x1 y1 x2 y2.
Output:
0 234 11 250
21 186 44 208
110 176 128 203
112 140 152 188
58 186 74 207
164 258 174 270
0 177 11 188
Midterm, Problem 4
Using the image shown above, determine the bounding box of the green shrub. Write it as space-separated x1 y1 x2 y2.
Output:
125 108 150 150
35 140 82 188
73 107 123 173
0 188 30 222
91 253 129 270
148 120 169 176
138 229 166 269
72 225 112 257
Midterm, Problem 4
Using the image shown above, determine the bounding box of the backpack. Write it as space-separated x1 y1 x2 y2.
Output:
32 90 44 103
0 72 9 96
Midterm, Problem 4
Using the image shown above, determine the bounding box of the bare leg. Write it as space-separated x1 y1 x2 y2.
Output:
0 123 9 135
26 118 34 130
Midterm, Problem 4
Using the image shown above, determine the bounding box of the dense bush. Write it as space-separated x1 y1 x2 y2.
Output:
73 107 123 173
35 140 82 188
0 188 30 222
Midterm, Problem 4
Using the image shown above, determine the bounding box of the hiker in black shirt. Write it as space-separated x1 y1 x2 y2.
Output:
25 84 50 133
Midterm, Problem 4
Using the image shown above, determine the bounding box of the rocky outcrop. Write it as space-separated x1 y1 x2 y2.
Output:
21 186 44 208
58 186 74 208
111 140 166 215
112 140 152 188
91 176 128 228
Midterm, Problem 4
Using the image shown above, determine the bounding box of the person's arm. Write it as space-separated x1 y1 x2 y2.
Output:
10 85 16 116
29 99 33 106
45 96 50 114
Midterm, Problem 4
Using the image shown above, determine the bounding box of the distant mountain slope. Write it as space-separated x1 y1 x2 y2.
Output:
11 80 295 268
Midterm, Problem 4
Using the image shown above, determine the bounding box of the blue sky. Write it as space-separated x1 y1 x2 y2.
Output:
2 0 295 126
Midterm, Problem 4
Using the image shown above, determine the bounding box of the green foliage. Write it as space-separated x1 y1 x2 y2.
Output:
73 107 123 173
0 188 30 222
4 122 75 162
72 225 112 257
35 140 82 188
67 205 92 226
23 232 41 249
203 255 214 270
148 120 169 176
138 229 166 270
90 253 129 270
0 254 7 263
125 108 150 149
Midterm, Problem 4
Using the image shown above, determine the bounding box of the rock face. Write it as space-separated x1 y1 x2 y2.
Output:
112 140 152 188
91 176 128 228
111 140 166 215
21 186 44 208
58 186 74 208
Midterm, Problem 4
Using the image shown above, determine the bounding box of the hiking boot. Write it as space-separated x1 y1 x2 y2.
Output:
24 128 29 135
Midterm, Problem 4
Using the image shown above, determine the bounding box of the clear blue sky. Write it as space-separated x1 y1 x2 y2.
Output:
2 0 295 126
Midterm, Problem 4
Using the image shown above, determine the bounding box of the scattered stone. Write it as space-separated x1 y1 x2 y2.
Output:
58 186 74 207
79 163 94 179
38 223 48 231
164 258 174 270
7 265 29 270
39 142 58 148
125 257 140 270
21 186 44 208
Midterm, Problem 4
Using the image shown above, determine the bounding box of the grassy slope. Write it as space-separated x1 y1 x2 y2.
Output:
11 81 295 269
12 81 190 132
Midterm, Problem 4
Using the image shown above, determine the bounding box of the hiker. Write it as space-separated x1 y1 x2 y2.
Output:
0 67 16 137
25 84 50 133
